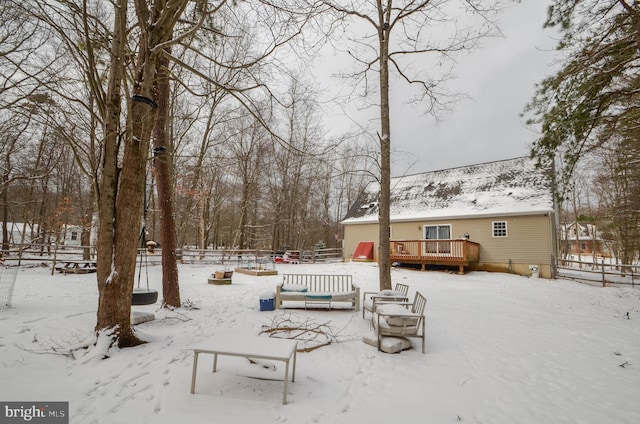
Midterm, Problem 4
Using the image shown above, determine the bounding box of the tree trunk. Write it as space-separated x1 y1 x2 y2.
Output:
96 0 192 347
109 20 162 344
377 6 392 291
1 171 8 254
96 0 141 347
81 182 95 260
152 45 181 308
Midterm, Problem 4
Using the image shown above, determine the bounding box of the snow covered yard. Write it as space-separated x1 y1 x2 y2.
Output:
1 262 639 424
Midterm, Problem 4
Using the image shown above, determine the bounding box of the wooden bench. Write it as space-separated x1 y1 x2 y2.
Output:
276 274 360 311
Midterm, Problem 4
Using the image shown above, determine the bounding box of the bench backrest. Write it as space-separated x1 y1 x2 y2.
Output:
282 274 354 292
411 291 427 315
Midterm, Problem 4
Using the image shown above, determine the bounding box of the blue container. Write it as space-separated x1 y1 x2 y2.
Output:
260 297 275 311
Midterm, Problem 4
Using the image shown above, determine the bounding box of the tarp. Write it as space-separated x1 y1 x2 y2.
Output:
353 241 374 260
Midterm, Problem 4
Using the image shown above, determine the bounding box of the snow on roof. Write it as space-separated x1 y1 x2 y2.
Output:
342 157 554 224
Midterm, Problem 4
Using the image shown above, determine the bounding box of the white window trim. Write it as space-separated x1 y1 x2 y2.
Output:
492 221 508 238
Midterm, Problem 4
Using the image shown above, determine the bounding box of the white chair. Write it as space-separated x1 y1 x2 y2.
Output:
362 283 409 318
373 291 427 354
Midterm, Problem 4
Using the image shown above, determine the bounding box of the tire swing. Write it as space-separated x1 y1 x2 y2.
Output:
132 226 159 306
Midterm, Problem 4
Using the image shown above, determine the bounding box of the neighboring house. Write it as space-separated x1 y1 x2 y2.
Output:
0 222 86 247
341 157 558 278
560 222 610 258
59 224 84 247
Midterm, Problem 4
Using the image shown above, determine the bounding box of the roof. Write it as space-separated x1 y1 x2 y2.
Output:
560 222 604 241
342 157 554 224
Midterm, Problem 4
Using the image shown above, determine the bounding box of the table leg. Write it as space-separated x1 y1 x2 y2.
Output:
190 351 199 394
283 360 289 405
292 349 297 382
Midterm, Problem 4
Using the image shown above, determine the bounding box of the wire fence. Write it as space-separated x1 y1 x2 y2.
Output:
0 265 19 309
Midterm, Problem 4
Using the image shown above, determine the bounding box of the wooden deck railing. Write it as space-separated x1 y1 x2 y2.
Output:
389 239 480 273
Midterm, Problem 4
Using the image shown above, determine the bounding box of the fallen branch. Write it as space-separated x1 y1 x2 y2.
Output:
259 312 359 352
15 331 102 360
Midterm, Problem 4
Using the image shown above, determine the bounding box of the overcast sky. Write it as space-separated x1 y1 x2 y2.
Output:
316 1 559 176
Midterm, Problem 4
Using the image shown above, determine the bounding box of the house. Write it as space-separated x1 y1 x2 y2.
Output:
341 157 558 278
0 222 87 247
560 222 610 258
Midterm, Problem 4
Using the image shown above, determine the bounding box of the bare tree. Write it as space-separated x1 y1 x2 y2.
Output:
265 77 326 250
0 2 55 109
0 3 50 252
317 0 500 289
0 114 32 253
0 93 66 254
224 110 268 249
165 0 326 252
169 13 256 249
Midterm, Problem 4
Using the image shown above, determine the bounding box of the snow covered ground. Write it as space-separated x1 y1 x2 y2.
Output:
1 261 639 424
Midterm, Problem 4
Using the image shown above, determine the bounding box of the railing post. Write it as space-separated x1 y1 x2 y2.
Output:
601 258 605 287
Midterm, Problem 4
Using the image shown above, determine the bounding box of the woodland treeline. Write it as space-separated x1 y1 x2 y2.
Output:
0 1 373 255
1 0 506 346
2 1 640 267
4 0 639 347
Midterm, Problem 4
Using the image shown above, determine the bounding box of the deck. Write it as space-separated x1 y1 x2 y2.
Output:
390 239 480 274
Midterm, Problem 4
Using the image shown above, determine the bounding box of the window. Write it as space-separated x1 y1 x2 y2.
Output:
71 232 78 241
424 225 451 240
492 221 507 237
424 224 451 254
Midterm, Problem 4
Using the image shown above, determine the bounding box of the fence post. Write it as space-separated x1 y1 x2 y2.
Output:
601 258 605 287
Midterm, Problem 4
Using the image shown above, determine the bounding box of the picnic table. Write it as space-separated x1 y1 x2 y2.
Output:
55 260 97 274
190 335 298 404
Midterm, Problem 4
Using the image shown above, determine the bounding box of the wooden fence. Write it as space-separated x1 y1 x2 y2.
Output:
556 258 639 287
1 244 344 267
180 247 344 265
